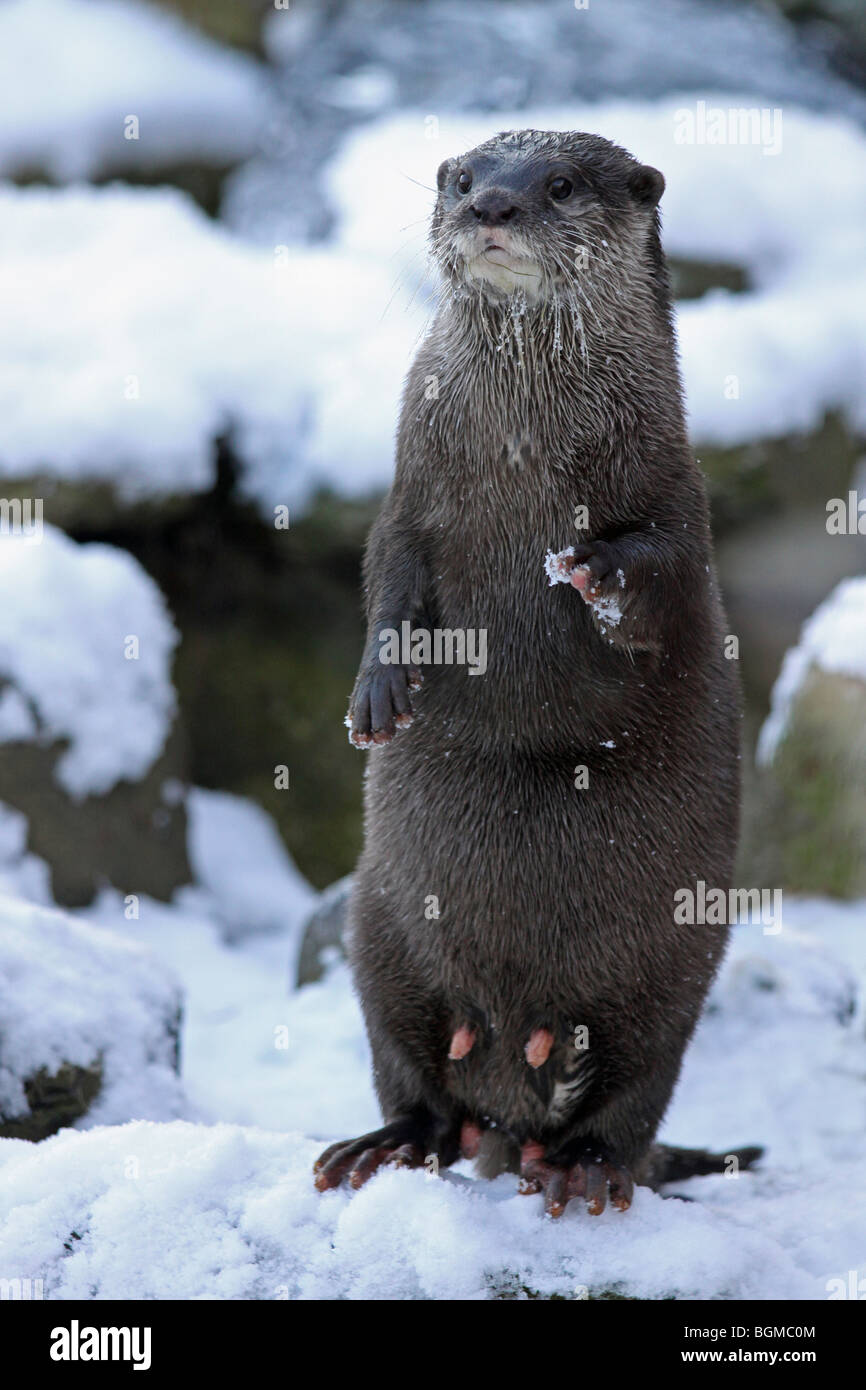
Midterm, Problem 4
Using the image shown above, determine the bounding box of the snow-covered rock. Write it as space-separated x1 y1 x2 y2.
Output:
2 96 863 516
758 577 866 766
0 525 177 798
0 0 270 182
0 895 184 1140
295 874 353 985
0 526 189 905
0 184 416 512
745 579 866 898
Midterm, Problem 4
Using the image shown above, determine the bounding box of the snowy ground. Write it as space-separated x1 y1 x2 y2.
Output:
1 833 865 1299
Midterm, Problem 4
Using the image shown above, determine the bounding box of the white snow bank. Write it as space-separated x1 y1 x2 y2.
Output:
185 787 316 943
0 1079 857 1301
0 894 183 1130
325 100 866 447
0 894 837 1297
0 525 177 796
757 576 866 764
0 0 269 180
0 184 416 508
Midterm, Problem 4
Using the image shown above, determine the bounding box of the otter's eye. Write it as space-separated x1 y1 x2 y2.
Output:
456 170 473 195
549 177 574 201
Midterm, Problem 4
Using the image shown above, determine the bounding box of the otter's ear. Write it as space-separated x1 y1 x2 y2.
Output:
436 158 455 192
628 164 665 207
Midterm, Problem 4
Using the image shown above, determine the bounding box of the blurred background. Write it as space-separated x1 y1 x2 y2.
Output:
0 0 865 1299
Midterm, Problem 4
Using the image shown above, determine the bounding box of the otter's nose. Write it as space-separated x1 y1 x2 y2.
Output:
469 192 520 227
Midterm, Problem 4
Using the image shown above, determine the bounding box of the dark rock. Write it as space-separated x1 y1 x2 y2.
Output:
0 1063 103 1142
296 875 353 985
0 721 191 908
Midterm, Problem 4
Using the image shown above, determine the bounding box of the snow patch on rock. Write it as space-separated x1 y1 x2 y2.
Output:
0 525 177 796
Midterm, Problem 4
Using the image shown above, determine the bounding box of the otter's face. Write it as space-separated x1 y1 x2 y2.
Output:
431 130 665 306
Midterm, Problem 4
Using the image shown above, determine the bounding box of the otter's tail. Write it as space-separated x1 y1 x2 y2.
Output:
475 1133 763 1189
640 1143 764 1190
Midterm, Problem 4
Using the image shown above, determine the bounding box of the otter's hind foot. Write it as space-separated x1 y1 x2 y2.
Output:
314 1118 432 1191
518 1142 634 1218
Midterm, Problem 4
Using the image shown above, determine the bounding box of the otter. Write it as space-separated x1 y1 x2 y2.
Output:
314 129 761 1216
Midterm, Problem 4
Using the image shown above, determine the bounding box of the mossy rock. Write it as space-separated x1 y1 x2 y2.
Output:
296 875 353 985
0 720 191 908
153 0 271 56
0 474 197 536
698 412 863 537
668 256 750 302
742 666 866 897
70 464 378 890
0 1062 102 1141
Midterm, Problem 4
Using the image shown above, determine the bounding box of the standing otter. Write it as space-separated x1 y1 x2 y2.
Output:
314 129 760 1216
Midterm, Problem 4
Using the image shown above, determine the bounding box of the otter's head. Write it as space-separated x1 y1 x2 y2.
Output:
431 129 665 309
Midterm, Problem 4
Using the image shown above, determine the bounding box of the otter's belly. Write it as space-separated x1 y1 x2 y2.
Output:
358 717 736 1003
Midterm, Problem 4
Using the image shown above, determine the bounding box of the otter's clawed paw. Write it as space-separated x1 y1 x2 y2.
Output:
314 1120 428 1191
518 1142 634 1218
346 665 421 749
569 541 622 601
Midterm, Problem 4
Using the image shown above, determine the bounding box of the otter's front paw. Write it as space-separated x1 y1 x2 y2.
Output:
518 1141 634 1218
569 541 625 603
545 542 627 631
346 664 421 748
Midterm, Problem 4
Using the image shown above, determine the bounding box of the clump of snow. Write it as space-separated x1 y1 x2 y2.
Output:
0 894 184 1129
0 0 270 181
185 787 316 944
544 546 577 585
757 576 866 765
0 803 52 906
0 525 177 797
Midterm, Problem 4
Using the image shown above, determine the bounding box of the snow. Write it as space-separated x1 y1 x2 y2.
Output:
0 0 269 181
0 525 177 797
0 184 418 508
0 894 183 1129
757 576 866 765
185 786 316 944
1 895 865 1298
544 547 578 585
